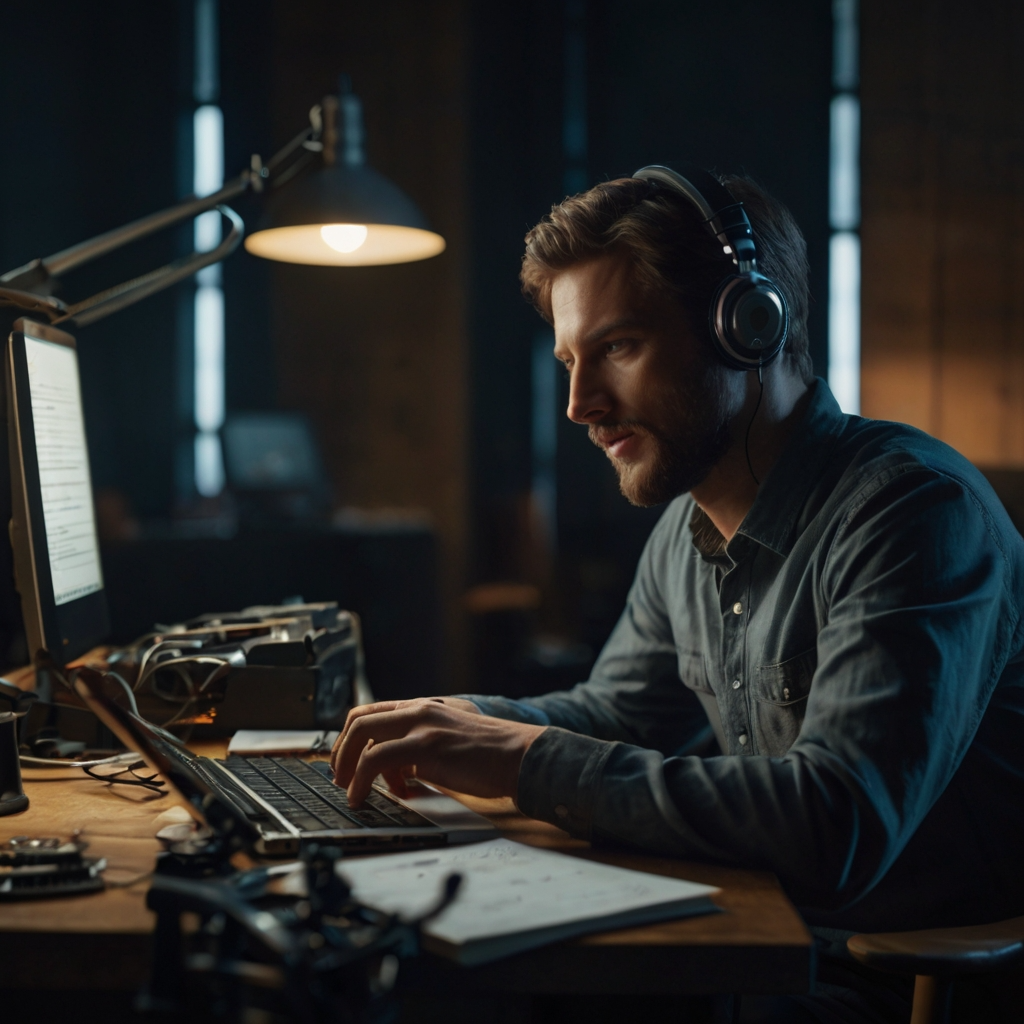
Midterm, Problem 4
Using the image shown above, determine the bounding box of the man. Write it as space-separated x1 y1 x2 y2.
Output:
331 170 1024 1020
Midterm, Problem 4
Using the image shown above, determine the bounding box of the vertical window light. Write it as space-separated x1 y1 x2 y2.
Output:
193 106 223 255
194 283 224 434
192 0 225 497
829 232 861 413
828 0 861 414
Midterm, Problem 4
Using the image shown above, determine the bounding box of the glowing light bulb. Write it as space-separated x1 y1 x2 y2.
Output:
320 224 369 253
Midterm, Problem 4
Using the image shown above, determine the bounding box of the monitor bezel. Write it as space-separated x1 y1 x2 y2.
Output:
5 317 109 667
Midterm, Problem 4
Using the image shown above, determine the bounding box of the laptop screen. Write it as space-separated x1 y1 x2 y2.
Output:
73 668 260 848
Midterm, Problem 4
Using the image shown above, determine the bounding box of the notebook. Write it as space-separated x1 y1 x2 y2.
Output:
337 837 721 965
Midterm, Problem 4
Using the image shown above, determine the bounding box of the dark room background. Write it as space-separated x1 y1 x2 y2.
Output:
0 1 1020 697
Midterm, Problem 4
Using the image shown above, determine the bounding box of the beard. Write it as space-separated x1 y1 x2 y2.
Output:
589 361 733 507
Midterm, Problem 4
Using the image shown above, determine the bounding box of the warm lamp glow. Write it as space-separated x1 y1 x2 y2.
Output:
320 223 368 253
244 223 445 266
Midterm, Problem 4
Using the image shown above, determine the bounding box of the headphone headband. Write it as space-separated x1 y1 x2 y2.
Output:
633 163 757 269
634 162 736 220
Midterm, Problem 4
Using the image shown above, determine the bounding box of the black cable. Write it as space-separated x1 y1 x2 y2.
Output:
744 364 765 486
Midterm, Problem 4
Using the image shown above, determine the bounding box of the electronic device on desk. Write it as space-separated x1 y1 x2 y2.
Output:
109 600 365 735
0 836 106 900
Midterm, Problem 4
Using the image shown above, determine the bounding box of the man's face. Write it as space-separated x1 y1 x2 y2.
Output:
551 255 734 506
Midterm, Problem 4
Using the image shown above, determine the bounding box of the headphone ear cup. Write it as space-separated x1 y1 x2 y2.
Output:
710 272 790 370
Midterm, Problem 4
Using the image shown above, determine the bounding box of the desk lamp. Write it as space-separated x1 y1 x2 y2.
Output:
245 76 446 266
0 77 445 328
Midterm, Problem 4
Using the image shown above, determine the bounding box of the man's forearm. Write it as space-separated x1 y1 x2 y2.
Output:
456 665 707 747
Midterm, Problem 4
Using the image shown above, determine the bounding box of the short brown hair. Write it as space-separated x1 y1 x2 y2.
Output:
520 173 814 380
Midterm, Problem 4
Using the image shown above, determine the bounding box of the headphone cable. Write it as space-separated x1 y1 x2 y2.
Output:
744 364 764 487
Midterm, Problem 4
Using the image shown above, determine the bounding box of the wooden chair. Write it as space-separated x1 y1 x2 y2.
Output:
847 916 1024 1024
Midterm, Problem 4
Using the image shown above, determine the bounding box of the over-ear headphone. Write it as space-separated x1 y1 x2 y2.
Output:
633 163 789 372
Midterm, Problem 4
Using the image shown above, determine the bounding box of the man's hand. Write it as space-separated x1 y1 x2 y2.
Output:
330 698 545 807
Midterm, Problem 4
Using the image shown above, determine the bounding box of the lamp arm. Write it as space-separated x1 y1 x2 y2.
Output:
57 205 244 328
48 175 250 278
0 172 253 298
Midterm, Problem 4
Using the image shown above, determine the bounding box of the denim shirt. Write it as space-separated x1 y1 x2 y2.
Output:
463 380 1024 932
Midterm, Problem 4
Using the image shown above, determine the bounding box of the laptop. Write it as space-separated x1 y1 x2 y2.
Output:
74 670 498 855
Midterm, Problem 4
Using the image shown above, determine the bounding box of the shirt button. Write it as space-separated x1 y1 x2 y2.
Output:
738 733 749 746
554 804 569 820
732 679 742 690
732 601 743 615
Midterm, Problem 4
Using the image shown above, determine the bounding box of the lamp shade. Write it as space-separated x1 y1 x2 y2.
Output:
244 162 445 266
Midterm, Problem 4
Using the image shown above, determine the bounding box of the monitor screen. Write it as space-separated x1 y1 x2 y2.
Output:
23 334 104 607
5 318 109 667
223 412 325 491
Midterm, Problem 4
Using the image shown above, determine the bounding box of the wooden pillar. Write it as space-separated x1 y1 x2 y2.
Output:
860 0 1024 466
269 0 469 689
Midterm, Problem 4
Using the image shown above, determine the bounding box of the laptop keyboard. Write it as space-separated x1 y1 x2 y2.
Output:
213 755 433 833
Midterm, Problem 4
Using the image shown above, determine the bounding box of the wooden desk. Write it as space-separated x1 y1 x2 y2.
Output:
0 761 812 996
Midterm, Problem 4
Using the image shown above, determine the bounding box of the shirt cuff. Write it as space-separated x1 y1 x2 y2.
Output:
515 726 616 838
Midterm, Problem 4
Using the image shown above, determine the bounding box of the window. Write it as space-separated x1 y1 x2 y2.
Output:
191 0 225 496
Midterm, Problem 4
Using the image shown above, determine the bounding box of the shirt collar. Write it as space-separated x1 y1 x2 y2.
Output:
732 377 847 557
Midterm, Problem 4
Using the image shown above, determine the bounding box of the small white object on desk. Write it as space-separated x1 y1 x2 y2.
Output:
337 837 721 966
227 730 339 755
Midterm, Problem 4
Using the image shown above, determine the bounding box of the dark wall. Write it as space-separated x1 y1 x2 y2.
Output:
0 2 188 665
265 0 471 686
221 0 278 419
467 0 832 672
0 2 184 518
588 0 832 372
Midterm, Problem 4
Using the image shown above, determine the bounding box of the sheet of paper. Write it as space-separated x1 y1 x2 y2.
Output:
227 729 338 754
337 838 719 959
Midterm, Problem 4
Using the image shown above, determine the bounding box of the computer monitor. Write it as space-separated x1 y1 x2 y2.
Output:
4 317 109 667
223 412 326 492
